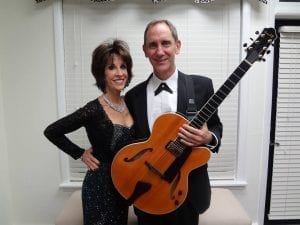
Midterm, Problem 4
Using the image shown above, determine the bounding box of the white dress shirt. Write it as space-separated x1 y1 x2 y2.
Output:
147 70 178 131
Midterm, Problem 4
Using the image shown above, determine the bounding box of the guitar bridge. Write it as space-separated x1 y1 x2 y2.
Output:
145 161 165 179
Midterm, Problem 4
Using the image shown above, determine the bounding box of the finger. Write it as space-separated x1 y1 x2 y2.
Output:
178 131 197 145
178 127 198 140
178 126 190 137
179 138 194 147
89 156 100 165
83 152 95 162
85 160 99 171
184 123 210 135
179 128 208 146
89 163 99 171
181 124 196 133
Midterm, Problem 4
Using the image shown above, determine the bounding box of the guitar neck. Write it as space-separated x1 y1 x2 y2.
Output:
190 59 252 129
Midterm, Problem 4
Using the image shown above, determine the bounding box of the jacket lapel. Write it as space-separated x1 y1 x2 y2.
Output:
177 71 188 116
133 75 152 137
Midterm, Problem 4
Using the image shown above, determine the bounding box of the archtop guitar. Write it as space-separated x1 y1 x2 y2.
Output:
111 28 277 215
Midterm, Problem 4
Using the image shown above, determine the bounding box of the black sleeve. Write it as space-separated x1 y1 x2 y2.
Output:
44 103 93 159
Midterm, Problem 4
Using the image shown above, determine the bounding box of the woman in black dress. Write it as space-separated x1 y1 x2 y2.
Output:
44 39 134 225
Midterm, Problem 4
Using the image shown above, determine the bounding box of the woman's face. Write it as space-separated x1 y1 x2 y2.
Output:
104 54 128 94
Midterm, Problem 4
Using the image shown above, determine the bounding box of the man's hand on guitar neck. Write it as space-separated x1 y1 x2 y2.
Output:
178 123 215 148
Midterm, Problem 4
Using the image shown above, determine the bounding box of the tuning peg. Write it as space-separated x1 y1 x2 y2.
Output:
255 31 259 35
266 50 271 54
258 57 266 62
250 37 254 41
243 43 248 47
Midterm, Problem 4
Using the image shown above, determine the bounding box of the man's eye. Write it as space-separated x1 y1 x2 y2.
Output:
148 43 157 49
162 41 171 47
121 64 127 69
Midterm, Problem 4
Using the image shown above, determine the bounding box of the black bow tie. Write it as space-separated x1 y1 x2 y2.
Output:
154 82 173 96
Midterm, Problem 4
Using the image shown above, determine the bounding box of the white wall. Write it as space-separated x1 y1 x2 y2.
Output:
231 2 276 225
0 3 13 224
0 0 72 224
0 62 12 225
0 0 290 225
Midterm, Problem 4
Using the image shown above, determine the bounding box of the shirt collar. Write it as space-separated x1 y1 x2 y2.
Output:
151 69 178 92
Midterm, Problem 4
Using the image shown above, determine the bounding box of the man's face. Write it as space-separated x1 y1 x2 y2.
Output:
143 23 181 80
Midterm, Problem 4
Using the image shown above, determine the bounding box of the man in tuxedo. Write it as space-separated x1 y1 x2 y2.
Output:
125 19 223 225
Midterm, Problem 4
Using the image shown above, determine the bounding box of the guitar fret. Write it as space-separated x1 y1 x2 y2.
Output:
230 73 241 84
237 66 246 73
201 109 211 119
215 92 225 100
203 106 212 114
217 88 228 98
193 117 204 124
223 83 232 92
191 121 201 128
191 118 199 124
239 61 250 71
191 117 205 128
227 78 236 86
212 93 223 108
235 68 245 75
199 111 209 120
223 76 238 93
225 77 236 87
203 107 213 116
200 111 211 122
211 96 221 107
205 103 215 113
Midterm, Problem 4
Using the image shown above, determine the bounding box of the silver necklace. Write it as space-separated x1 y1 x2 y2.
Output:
103 94 126 113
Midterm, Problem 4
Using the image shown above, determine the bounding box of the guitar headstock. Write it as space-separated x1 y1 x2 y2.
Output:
245 28 277 64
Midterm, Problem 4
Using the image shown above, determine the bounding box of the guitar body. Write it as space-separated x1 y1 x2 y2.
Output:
111 113 211 215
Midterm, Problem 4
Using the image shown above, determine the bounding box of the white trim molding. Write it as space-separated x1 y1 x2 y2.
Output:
53 0 70 184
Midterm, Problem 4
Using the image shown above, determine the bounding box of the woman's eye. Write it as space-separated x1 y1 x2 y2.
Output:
107 65 115 70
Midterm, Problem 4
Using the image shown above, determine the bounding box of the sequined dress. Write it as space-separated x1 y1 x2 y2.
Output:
44 99 134 225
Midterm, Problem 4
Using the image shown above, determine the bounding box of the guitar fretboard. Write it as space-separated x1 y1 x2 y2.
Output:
190 60 252 129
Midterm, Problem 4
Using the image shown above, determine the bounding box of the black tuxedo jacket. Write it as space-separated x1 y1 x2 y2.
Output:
125 71 223 214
